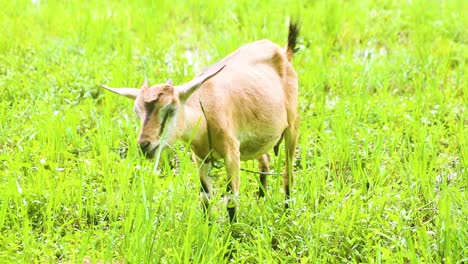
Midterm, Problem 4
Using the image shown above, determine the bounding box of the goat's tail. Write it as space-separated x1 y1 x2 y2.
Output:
286 19 301 61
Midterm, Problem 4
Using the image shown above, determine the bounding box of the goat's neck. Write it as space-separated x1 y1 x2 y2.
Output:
180 97 205 143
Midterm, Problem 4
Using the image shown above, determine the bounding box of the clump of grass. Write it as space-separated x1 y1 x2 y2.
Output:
0 0 466 262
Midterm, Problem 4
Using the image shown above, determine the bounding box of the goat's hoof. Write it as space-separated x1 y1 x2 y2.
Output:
227 207 238 223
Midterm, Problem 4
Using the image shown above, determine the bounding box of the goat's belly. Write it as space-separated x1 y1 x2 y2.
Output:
239 134 282 161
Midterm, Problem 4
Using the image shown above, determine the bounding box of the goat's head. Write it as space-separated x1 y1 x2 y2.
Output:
101 64 224 158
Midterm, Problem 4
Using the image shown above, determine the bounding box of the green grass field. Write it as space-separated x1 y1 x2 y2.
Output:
0 0 466 263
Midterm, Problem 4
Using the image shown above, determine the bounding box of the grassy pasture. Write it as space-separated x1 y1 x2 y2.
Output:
0 0 466 262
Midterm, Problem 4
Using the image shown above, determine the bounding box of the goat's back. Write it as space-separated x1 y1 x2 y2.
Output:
191 40 298 160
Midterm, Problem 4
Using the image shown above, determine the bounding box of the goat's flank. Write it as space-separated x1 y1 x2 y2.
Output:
101 21 300 222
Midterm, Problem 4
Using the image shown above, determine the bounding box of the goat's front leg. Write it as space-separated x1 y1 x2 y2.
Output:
224 140 241 222
194 155 212 219
257 153 270 198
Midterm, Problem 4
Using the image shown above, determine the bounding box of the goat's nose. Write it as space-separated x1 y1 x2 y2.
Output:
139 140 151 152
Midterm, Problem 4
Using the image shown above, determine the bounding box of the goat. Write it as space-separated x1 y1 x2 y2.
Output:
101 21 300 222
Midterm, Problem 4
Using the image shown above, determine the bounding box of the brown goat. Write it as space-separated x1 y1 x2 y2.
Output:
102 22 300 222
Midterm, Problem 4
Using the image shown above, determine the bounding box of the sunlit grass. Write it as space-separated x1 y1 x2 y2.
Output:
0 0 466 262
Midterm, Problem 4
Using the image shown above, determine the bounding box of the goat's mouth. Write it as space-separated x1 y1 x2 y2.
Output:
142 144 159 159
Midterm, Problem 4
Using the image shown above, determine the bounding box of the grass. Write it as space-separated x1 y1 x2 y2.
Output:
0 0 466 262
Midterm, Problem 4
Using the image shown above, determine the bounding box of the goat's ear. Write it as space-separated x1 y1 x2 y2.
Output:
100 84 139 100
176 64 225 102
166 79 173 85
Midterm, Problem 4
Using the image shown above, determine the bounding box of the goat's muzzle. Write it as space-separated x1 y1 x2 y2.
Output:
139 140 158 159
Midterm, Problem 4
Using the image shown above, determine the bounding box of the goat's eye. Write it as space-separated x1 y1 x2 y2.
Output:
166 107 175 117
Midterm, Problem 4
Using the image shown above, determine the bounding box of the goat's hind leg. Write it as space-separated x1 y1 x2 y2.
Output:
282 122 298 209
